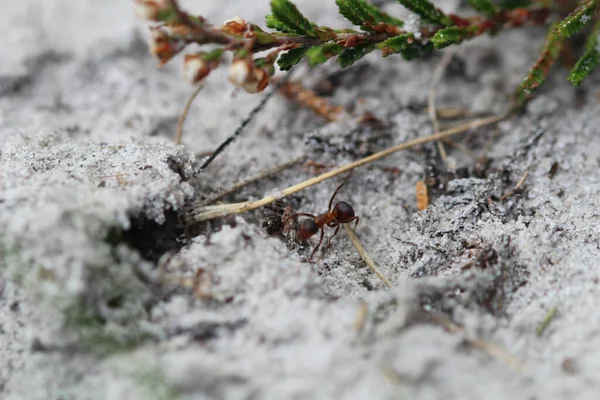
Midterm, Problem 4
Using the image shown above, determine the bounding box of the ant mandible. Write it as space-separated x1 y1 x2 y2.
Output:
286 174 359 262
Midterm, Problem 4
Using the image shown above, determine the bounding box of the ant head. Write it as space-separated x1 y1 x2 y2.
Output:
297 218 319 241
333 201 354 222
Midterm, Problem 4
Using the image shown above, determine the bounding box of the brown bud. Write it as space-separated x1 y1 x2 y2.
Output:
134 0 170 22
221 16 247 35
229 59 270 93
183 54 214 84
243 68 270 94
149 28 177 65
228 60 251 87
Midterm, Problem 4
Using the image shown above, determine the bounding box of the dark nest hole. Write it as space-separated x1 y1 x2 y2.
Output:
119 209 187 263
104 206 188 268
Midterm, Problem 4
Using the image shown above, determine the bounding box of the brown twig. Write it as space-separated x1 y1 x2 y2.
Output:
278 80 344 121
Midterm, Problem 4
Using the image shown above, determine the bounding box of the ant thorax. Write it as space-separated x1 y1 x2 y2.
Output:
314 213 330 227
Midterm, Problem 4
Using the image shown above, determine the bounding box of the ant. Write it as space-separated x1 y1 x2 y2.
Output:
285 174 359 262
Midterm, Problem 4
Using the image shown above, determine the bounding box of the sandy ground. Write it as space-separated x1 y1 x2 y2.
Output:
1 0 600 399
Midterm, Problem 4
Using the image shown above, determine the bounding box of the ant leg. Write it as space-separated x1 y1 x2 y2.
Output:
347 216 360 231
307 228 325 262
327 172 354 211
323 224 340 254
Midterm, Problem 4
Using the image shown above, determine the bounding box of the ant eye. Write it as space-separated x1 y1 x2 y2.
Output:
334 201 355 221
297 219 319 240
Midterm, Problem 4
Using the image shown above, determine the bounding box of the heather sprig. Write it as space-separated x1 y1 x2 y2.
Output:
135 0 599 107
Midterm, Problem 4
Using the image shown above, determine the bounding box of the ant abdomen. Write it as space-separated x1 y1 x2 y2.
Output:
297 219 319 241
333 201 355 222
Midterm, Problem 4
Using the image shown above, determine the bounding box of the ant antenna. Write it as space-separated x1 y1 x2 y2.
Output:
327 171 353 211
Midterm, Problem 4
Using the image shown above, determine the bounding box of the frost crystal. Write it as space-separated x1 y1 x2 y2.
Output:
580 14 591 25
404 13 422 40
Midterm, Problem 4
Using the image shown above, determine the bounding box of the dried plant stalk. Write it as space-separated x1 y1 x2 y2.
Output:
428 311 526 372
429 48 457 164
192 114 505 222
175 84 204 145
343 224 393 288
197 155 305 207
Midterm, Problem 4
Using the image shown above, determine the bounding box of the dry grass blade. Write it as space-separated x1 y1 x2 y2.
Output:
192 114 506 222
175 84 204 145
343 224 393 288
196 155 305 207
354 301 369 331
499 170 529 200
440 137 478 159
514 170 530 189
536 305 558 337
469 337 526 373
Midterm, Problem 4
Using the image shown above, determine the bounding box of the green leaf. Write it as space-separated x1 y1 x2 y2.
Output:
265 14 296 33
516 24 563 106
253 29 277 44
201 48 224 61
338 43 376 67
305 43 343 65
157 8 180 24
400 41 433 60
555 0 596 39
270 0 318 36
336 0 403 31
376 33 413 57
253 58 277 75
466 0 498 18
336 0 376 30
277 47 309 70
395 0 454 25
314 26 338 41
431 26 475 48
568 49 600 86
375 33 432 59
362 2 404 26
568 19 600 86
498 0 531 10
